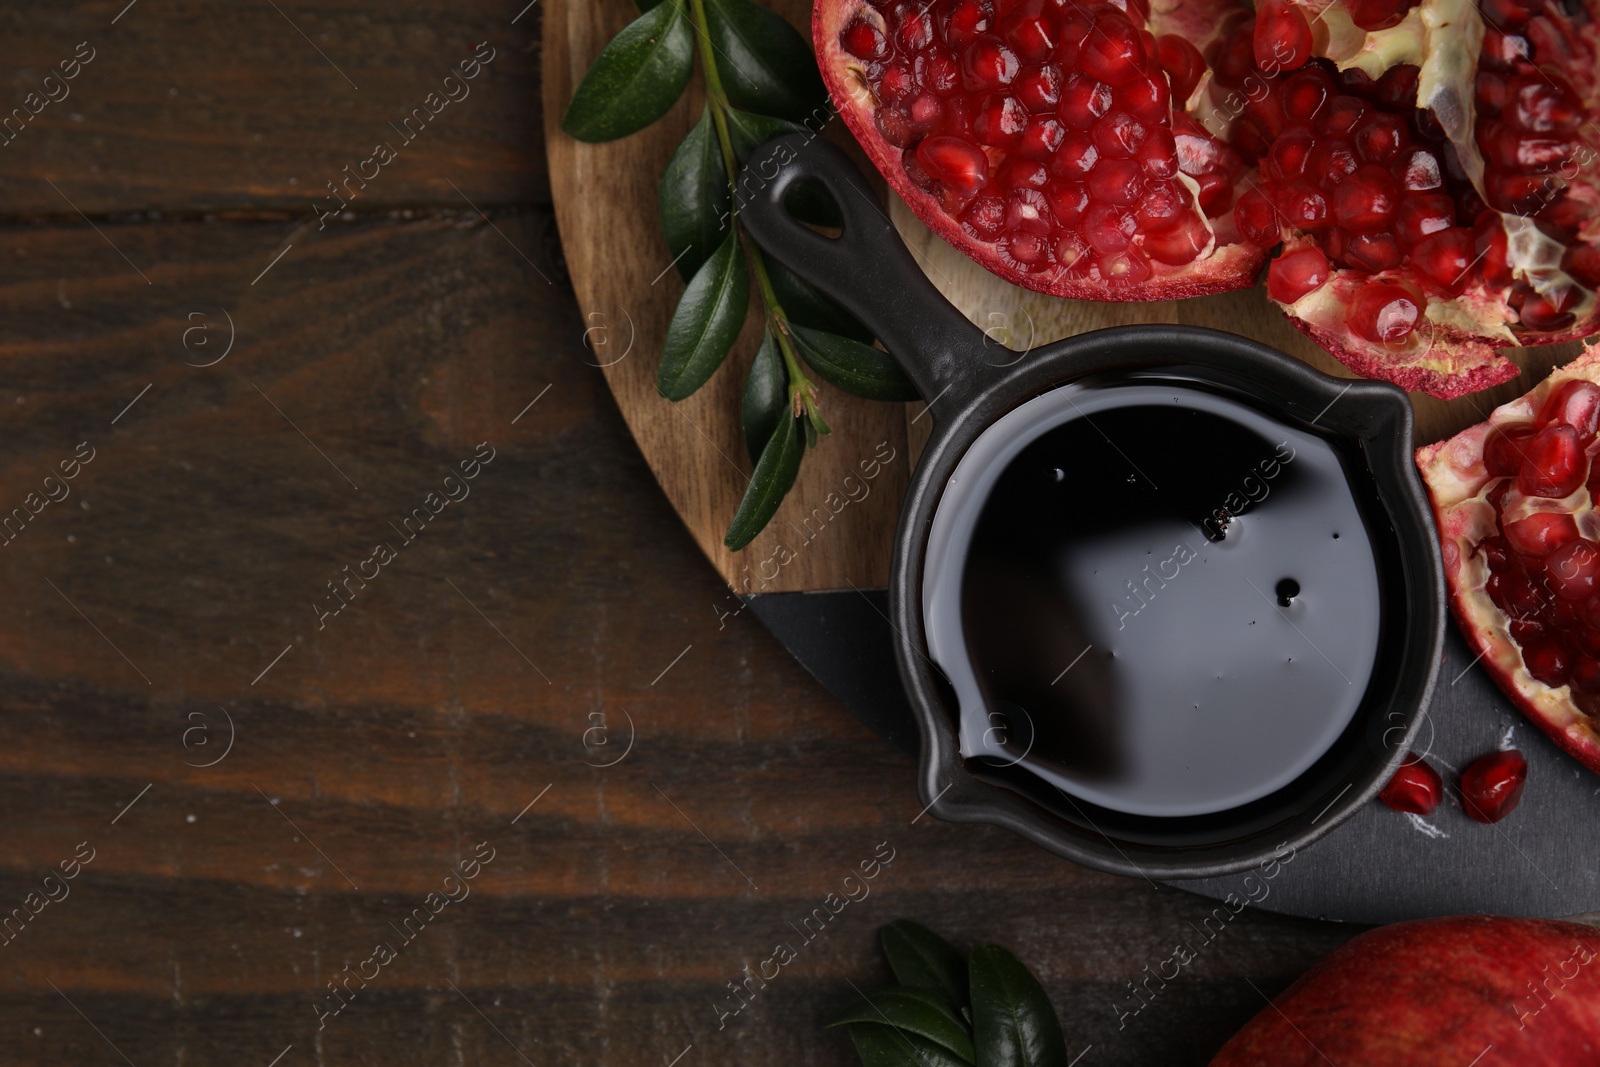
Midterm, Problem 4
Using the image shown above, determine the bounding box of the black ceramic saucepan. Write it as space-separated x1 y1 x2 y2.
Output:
738 134 1445 879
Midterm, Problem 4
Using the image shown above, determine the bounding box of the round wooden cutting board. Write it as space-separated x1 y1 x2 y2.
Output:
543 0 1599 923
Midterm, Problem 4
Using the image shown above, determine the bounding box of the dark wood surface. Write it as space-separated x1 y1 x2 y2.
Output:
0 3 1357 1065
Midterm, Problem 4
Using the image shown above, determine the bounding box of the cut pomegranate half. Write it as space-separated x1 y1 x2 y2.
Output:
1416 349 1600 775
814 0 1600 398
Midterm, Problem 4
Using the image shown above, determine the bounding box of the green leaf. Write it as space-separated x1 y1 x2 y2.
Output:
829 987 975 1064
765 257 872 343
969 946 1069 1067
790 324 920 402
660 107 732 282
846 1023 973 1067
742 331 787 464
563 0 693 143
881 922 969 1009
658 230 749 401
704 0 828 122
724 413 803 550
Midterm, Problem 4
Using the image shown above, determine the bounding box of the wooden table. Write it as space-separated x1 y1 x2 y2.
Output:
0 3 1359 1064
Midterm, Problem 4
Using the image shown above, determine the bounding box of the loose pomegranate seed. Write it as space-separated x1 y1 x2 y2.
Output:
1538 380 1600 440
1460 749 1528 823
917 135 991 197
1333 165 1400 232
1517 424 1585 497
1379 754 1443 815
1267 246 1330 304
1504 511 1581 556
1350 281 1421 344
1484 426 1537 477
1543 539 1600 601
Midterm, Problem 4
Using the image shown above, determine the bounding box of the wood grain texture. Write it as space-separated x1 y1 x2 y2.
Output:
0 1 546 217
0 3 1370 1063
545 0 1586 592
0 212 1353 1067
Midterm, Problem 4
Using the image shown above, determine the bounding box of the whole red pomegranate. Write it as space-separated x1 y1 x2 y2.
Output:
814 0 1600 398
1211 916 1600 1065
1417 350 1600 775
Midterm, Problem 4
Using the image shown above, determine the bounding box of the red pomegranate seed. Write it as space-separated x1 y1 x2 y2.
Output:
1136 127 1178 177
1155 35 1205 102
1084 201 1136 253
1005 159 1049 188
1461 749 1528 823
1080 14 1146 87
975 95 1029 146
1485 425 1537 476
1052 131 1099 178
842 17 888 60
1375 64 1421 108
1002 10 1057 62
1279 182 1331 229
1092 111 1148 159
1014 65 1063 112
1253 0 1312 71
1044 181 1089 226
1115 74 1170 125
1392 148 1443 191
1517 424 1585 497
962 195 1006 238
1380 754 1443 815
946 0 992 49
1348 0 1414 30
1350 281 1421 344
965 36 1022 90
1521 289 1579 333
1235 188 1280 247
1524 639 1573 687
1540 380 1600 441
1088 158 1144 204
916 136 990 197
1511 77 1583 133
1134 180 1190 231
1573 654 1600 691
1412 228 1475 292
1543 539 1600 601
1267 246 1330 304
1354 112 1410 163
1144 213 1210 264
1017 115 1067 158
1268 127 1316 181
1492 569 1549 616
1319 96 1368 136
1100 247 1154 283
1280 68 1334 122
1194 171 1235 217
1345 231 1403 272
1058 73 1113 128
1307 138 1359 188
1505 511 1582 557
1333 164 1400 232
1395 193 1455 247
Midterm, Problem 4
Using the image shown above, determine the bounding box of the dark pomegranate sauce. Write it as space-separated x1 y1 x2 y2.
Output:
921 378 1384 816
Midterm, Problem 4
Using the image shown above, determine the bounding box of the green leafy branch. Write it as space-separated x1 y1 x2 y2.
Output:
563 0 917 550
829 921 1073 1067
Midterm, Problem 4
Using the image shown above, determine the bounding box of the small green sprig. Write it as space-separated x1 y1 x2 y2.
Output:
563 0 917 549
829 921 1072 1067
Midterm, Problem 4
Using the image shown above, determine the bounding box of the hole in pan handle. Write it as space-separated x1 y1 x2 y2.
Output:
737 134 987 410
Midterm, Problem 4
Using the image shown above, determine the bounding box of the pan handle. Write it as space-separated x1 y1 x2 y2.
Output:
737 134 987 409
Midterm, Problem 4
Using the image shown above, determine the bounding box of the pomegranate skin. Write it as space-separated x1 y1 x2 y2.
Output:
1211 916 1600 1066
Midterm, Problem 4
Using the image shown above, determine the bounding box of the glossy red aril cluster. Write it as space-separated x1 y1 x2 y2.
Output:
1460 749 1528 823
1378 753 1443 815
835 0 1241 289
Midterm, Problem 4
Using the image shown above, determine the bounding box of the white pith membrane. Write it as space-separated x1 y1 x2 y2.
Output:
1417 346 1600 773
1257 0 1600 398
816 0 1600 397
